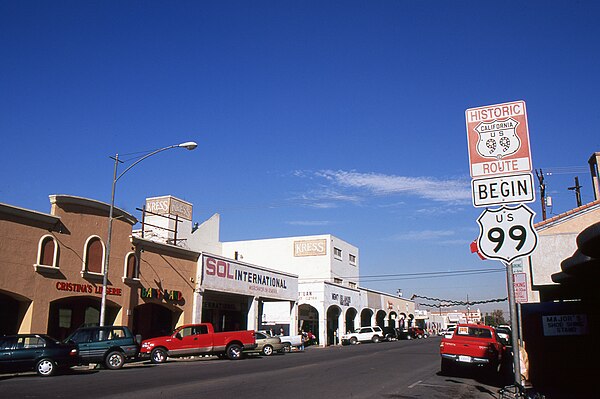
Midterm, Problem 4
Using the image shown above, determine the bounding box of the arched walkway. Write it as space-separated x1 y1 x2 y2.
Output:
345 307 358 333
326 305 342 345
298 304 319 345
360 308 373 327
0 290 31 335
375 310 387 328
48 296 119 340
133 303 181 340
388 311 398 328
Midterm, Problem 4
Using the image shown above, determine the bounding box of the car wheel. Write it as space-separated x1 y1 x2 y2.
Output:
283 343 291 353
407 335 413 340
151 347 168 364
36 358 56 377
105 351 125 370
349 337 358 345
372 335 381 343
417 334 423 339
262 345 274 356
226 344 243 360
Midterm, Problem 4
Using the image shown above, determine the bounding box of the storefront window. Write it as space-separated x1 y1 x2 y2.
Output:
59 308 72 329
84 307 99 325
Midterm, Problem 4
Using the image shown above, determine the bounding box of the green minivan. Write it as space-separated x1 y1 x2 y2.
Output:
65 326 140 370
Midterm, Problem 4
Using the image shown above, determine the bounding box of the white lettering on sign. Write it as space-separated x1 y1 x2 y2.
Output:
542 314 588 336
472 173 535 207
294 239 327 257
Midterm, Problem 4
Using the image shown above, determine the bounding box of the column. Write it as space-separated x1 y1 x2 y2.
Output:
247 296 259 331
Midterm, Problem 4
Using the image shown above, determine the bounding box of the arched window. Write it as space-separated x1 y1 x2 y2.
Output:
84 236 104 275
35 235 59 272
124 253 139 280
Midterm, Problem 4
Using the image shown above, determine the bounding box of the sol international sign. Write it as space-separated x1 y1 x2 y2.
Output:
466 100 532 178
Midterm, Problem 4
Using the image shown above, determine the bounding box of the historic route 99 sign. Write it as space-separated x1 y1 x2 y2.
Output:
476 204 538 263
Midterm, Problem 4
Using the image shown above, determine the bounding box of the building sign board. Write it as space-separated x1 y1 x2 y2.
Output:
201 255 297 301
471 172 535 207
294 239 327 257
542 314 588 336
466 100 532 178
145 196 193 221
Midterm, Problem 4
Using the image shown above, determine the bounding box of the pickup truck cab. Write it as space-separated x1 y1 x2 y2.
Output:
439 324 504 375
340 326 383 345
140 323 256 362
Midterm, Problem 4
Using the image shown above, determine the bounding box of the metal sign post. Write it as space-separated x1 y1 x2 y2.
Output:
505 261 522 387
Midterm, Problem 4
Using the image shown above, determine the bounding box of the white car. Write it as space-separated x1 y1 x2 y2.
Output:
443 326 456 339
340 326 383 345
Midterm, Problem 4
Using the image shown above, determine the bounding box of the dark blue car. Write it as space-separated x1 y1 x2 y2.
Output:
0 334 79 376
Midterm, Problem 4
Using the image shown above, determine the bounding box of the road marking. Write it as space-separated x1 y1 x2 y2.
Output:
408 380 422 389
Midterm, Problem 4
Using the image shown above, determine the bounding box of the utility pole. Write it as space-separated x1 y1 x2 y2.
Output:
568 176 583 207
535 169 547 220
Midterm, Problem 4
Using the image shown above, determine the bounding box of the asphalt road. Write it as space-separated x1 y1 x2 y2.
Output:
0 336 511 399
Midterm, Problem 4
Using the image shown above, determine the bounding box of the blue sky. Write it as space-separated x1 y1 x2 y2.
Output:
2 1 599 313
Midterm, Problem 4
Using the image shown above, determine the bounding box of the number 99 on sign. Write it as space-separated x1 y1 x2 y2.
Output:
477 205 538 263
487 225 527 253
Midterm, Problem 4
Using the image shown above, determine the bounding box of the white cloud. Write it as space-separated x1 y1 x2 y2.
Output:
314 170 470 203
389 230 456 241
286 220 331 226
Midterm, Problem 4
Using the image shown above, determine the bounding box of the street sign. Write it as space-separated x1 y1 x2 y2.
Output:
471 172 535 207
476 204 538 263
513 272 528 303
466 100 532 178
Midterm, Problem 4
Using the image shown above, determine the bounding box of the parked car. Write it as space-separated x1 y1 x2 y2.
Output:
407 327 428 339
340 326 383 345
258 330 303 352
495 325 512 346
65 325 140 370
381 326 402 341
0 334 78 376
442 326 456 339
140 323 256 362
439 323 505 375
245 331 285 356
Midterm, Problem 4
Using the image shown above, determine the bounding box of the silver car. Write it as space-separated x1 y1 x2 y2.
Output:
245 331 285 356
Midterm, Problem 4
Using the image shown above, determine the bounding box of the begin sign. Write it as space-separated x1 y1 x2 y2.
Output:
471 172 535 207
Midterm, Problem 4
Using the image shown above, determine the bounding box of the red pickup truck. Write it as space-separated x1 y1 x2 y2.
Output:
439 324 504 375
140 323 256 362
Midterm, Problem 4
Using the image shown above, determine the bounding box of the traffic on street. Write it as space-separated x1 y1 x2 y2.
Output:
0 335 511 399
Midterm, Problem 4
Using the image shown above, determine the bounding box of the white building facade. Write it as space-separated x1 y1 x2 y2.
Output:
223 235 415 346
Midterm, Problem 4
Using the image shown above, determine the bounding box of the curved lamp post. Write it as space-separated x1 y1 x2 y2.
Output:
99 141 198 326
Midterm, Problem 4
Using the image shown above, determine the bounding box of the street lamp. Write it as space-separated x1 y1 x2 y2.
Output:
99 141 198 326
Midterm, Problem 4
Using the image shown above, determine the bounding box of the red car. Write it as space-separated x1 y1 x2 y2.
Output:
439 324 504 375
140 323 256 362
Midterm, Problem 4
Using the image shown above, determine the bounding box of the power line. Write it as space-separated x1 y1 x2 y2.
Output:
298 267 505 283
